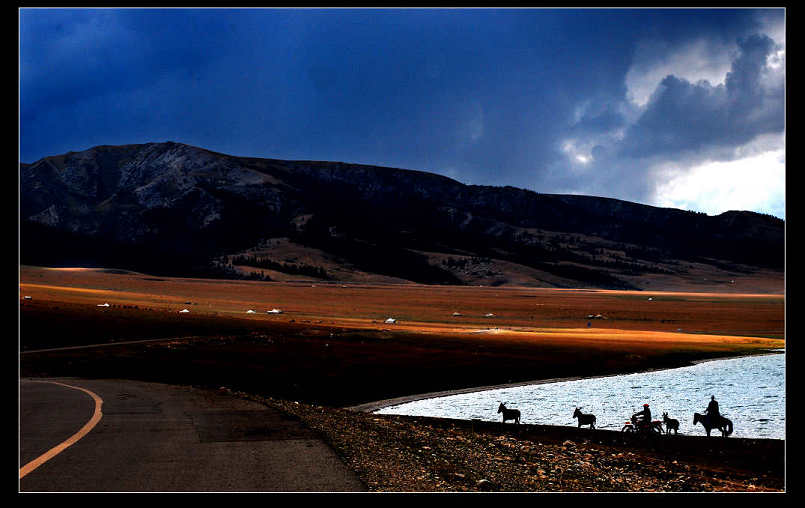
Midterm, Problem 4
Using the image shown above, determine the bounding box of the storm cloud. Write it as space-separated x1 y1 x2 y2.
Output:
621 34 782 157
19 8 785 218
549 19 785 216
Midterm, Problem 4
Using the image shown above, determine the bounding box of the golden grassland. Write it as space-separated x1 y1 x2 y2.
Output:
20 265 783 406
20 265 783 336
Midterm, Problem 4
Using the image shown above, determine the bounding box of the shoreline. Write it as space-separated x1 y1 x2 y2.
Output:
267 394 785 491
348 348 785 413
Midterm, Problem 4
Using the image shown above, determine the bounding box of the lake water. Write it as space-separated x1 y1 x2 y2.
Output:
377 352 785 439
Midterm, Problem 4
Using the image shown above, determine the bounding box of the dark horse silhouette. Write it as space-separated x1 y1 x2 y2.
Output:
693 412 733 437
498 403 520 424
662 412 680 435
573 407 596 429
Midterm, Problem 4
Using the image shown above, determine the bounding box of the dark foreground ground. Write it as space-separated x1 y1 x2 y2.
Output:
20 378 365 492
19 292 786 492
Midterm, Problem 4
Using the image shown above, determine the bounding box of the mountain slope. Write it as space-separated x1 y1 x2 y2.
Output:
20 142 784 290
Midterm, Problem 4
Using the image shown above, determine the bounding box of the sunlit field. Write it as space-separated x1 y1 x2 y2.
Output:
20 265 783 407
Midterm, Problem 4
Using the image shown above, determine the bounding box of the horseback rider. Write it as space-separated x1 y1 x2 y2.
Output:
633 403 652 427
705 395 720 424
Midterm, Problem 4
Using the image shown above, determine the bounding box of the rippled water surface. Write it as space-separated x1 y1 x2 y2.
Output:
378 353 785 439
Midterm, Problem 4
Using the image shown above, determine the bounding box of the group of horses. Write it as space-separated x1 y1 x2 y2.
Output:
497 403 734 437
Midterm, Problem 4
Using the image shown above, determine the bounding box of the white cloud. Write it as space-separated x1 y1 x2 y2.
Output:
651 140 785 218
760 45 785 93
561 139 595 170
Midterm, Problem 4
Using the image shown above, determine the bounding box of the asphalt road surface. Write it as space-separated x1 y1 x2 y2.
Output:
19 378 365 492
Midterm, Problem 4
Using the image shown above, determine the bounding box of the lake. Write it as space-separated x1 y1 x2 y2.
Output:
377 352 785 439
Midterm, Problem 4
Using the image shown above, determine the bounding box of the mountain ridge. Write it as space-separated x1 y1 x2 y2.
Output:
20 141 784 291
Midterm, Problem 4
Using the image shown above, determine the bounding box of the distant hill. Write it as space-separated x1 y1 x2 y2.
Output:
20 142 784 291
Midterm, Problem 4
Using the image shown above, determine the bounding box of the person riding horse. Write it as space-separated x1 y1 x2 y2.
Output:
633 403 652 428
705 395 721 425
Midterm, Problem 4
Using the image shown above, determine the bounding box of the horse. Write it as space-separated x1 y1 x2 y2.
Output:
573 407 596 429
662 412 679 435
498 403 521 424
693 412 733 437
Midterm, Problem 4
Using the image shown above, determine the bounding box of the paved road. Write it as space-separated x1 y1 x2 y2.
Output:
19 378 365 492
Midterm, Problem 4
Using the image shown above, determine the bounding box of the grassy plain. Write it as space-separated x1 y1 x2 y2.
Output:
20 265 784 407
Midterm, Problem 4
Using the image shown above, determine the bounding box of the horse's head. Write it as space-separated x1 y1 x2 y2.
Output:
693 413 701 425
498 403 505 413
662 412 668 419
573 407 580 417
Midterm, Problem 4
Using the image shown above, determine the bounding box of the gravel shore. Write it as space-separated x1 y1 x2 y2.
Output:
231 390 784 493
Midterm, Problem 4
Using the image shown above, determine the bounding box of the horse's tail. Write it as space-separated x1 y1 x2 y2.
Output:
724 418 733 436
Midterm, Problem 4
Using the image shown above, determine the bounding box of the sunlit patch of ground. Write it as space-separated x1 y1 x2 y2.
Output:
20 265 784 343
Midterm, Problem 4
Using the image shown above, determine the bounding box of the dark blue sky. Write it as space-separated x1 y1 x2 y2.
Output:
19 8 785 218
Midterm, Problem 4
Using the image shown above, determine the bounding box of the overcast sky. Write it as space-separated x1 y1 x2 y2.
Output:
19 8 786 218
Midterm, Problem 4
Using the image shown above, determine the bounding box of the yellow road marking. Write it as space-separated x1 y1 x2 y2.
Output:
20 380 104 479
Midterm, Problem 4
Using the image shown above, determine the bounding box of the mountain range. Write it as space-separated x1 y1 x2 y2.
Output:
20 142 784 291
